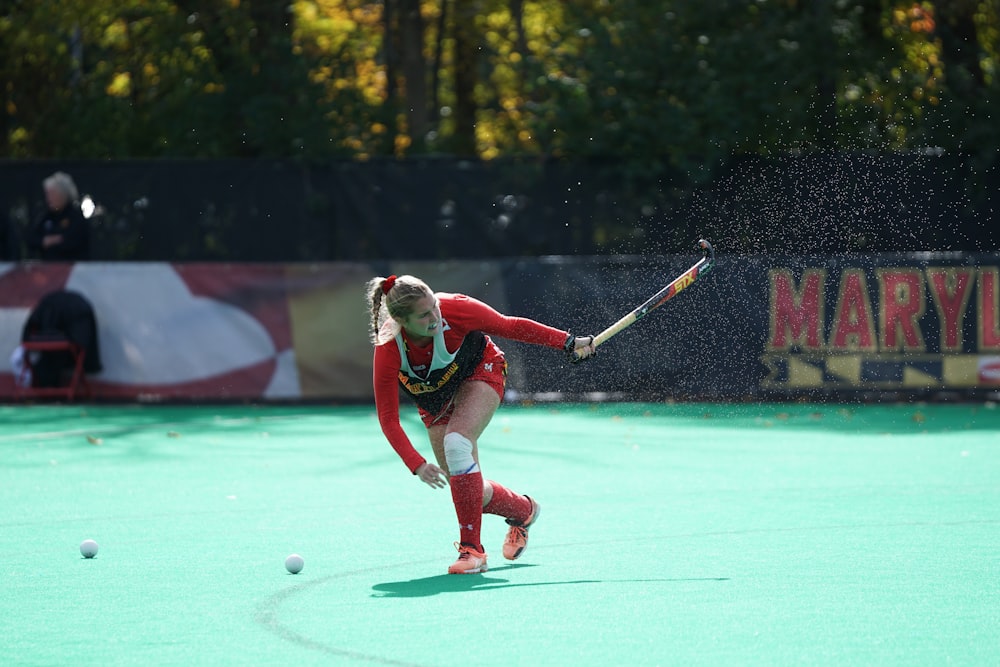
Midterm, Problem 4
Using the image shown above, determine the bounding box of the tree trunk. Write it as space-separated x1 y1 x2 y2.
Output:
934 0 985 100
510 0 528 64
430 0 449 132
399 0 428 150
383 0 397 108
810 0 837 148
452 0 480 156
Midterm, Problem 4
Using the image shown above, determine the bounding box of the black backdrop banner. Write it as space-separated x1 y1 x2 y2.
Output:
1 253 998 401
496 252 1000 400
2 154 996 262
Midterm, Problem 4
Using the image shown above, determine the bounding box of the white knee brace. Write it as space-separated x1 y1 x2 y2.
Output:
443 432 479 475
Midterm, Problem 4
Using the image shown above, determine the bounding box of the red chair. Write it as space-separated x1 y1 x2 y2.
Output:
15 339 91 401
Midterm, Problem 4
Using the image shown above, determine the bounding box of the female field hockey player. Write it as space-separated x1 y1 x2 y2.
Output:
368 274 595 574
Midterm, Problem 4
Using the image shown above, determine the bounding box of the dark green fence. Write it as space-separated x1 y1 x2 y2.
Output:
2 153 996 262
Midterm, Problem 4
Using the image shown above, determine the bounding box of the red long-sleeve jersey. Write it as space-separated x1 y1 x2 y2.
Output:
374 293 568 473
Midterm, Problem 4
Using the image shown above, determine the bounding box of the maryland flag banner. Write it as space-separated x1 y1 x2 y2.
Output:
762 258 1000 391
2 254 998 401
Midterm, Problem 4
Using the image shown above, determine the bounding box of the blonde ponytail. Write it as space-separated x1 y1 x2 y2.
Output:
365 274 433 345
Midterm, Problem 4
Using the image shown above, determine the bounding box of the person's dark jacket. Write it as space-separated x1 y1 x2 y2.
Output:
0 215 22 260
21 289 103 387
27 203 90 260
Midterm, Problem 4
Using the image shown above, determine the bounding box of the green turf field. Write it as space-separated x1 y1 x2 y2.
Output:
2 401 998 666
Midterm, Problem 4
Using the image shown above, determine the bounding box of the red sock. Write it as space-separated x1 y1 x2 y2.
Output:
449 471 484 550
483 480 532 524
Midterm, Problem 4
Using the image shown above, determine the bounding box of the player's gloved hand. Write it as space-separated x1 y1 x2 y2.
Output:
415 462 448 489
565 334 597 363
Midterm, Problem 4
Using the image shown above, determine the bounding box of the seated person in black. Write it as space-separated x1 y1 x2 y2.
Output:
22 290 103 388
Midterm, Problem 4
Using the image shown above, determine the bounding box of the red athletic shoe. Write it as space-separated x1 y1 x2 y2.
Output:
502 496 540 560
448 542 488 574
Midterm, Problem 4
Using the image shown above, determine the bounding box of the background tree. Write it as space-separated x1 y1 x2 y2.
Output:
1 0 997 166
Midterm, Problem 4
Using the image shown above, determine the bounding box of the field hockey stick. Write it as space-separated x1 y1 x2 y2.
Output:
573 239 715 360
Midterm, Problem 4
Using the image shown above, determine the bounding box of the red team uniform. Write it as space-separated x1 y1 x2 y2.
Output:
373 293 568 473
373 291 570 572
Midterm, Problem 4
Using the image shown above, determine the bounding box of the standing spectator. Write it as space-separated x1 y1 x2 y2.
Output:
27 172 90 261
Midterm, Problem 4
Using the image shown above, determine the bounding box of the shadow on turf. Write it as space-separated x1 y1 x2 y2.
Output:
371 564 729 598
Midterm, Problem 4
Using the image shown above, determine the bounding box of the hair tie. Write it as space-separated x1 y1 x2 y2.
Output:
382 275 397 295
